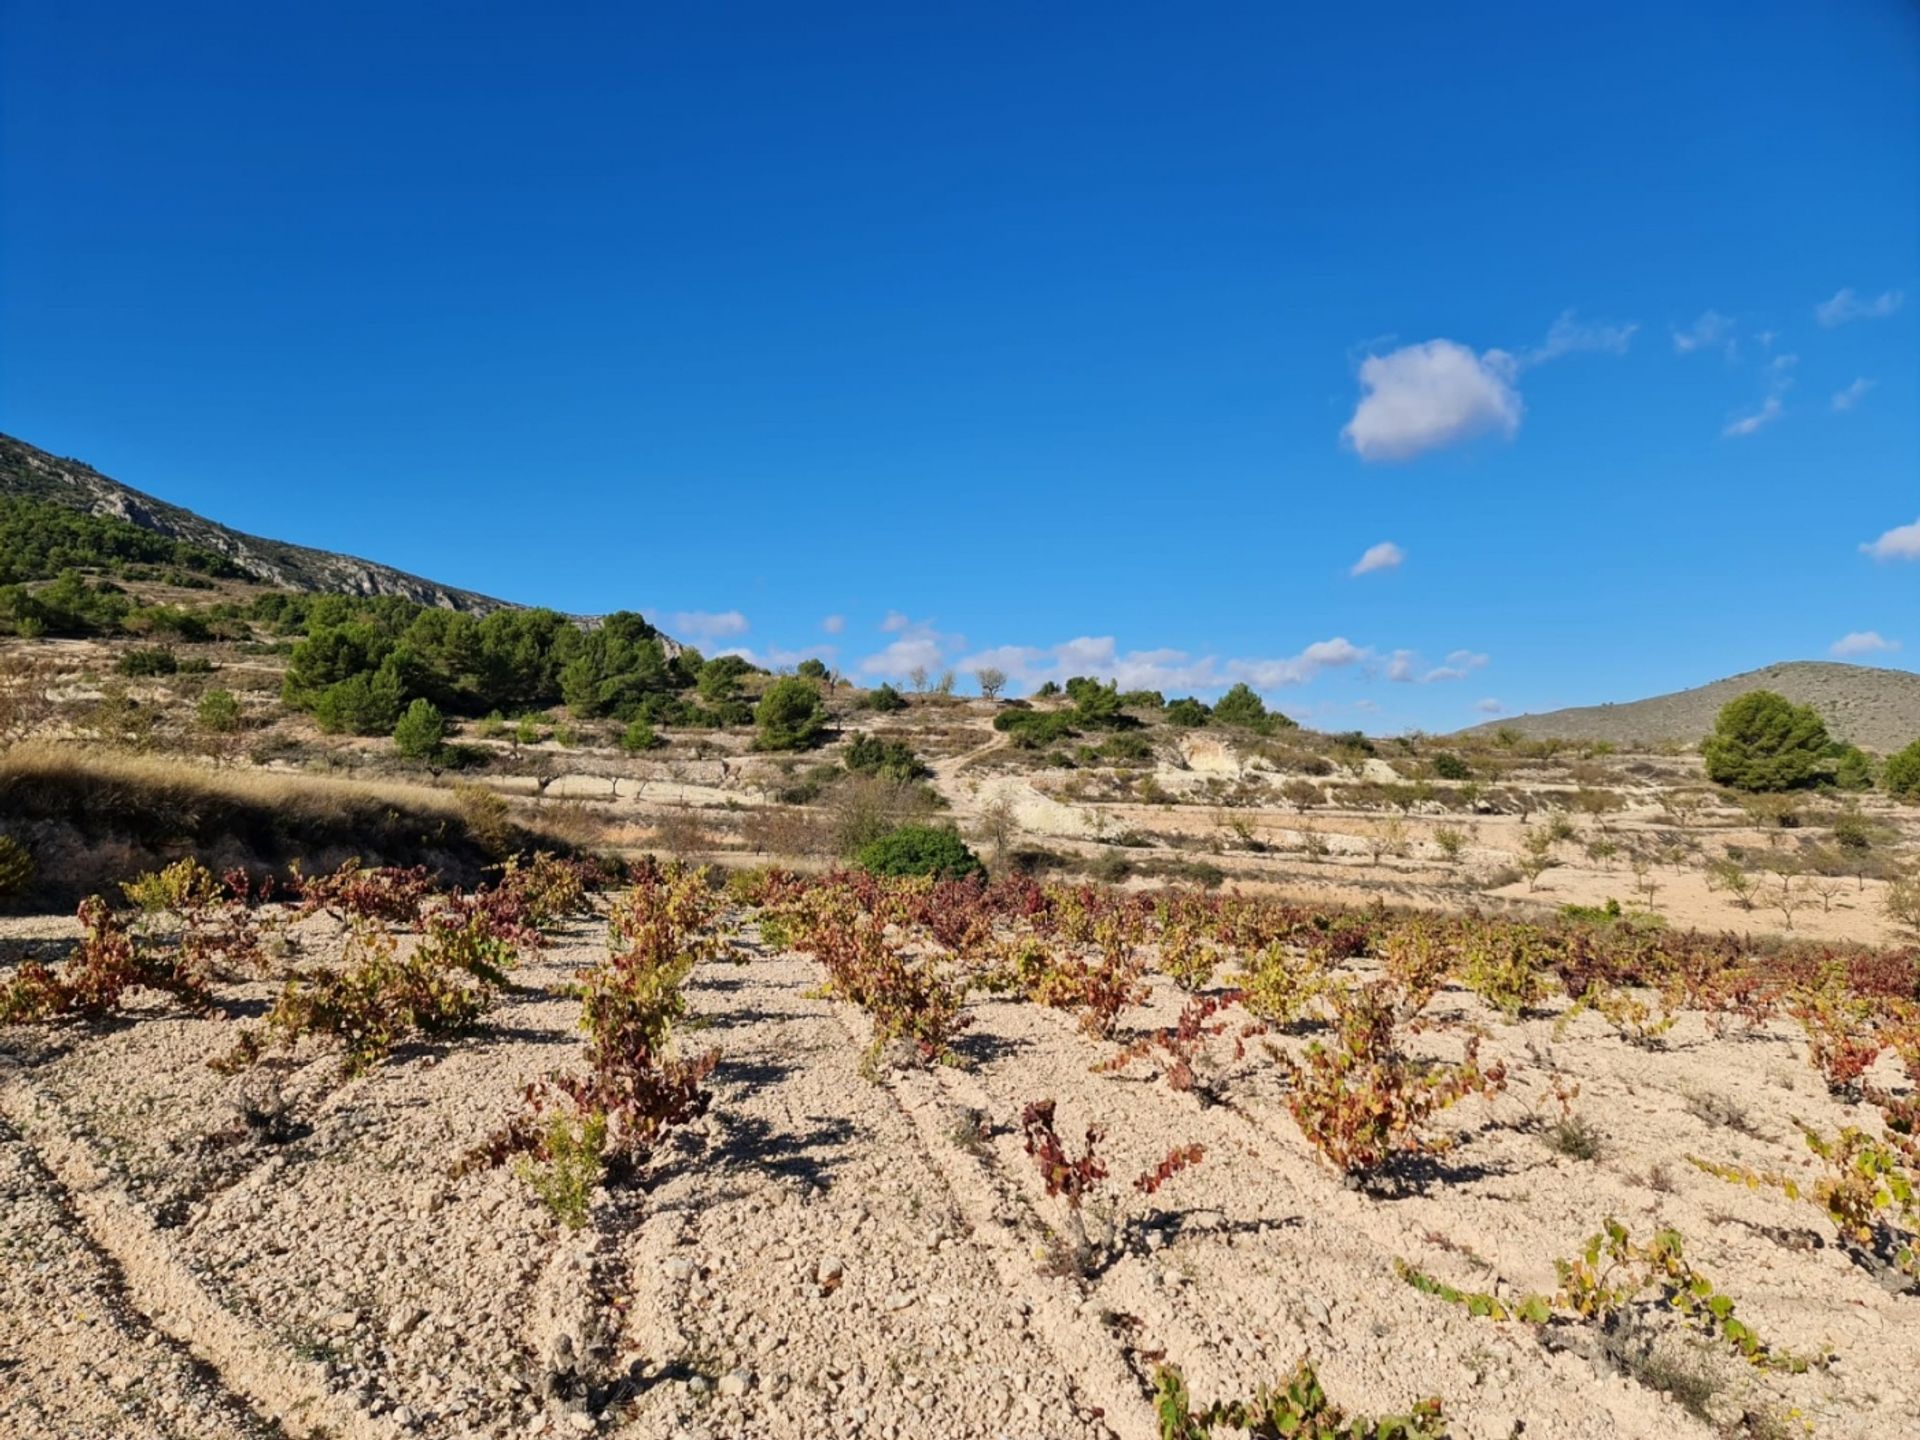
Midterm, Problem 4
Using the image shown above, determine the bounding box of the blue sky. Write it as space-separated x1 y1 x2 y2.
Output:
2 2 1915 732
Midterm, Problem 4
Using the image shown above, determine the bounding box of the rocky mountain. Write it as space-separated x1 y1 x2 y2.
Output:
0 432 510 613
1458 661 1920 754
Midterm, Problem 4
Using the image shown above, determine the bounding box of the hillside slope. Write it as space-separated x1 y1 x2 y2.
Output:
1459 661 1920 753
0 432 509 612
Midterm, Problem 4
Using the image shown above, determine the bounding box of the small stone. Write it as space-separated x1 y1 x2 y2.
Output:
717 1369 751 1398
389 1307 426 1338
326 1310 360 1333
884 1292 913 1312
664 1257 697 1283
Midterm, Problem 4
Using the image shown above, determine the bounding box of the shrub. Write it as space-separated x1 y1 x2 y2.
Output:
842 732 929 781
0 835 33 900
227 911 515 1074
1831 744 1875 792
859 683 907 713
1884 738 1920 802
196 688 243 734
1702 691 1832 791
1431 752 1471 781
116 646 178 677
754 677 826 751
619 717 659 752
393 697 448 760
1164 696 1209 727
993 707 1077 748
1155 1361 1444 1440
1279 982 1506 1184
854 824 984 881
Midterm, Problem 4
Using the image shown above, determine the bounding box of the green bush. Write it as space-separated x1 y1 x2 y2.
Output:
1431 752 1472 781
1164 696 1209 728
1212 682 1293 732
619 717 659 752
1701 691 1832 792
853 824 984 881
196 689 243 734
859 683 908 713
116 646 178 677
1885 738 1920 802
1830 744 1875 792
754 677 826 752
393 698 448 760
993 707 1077 748
843 732 928 781
1065 676 1125 727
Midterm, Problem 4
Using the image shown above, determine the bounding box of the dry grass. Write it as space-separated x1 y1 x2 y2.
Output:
0 741 523 905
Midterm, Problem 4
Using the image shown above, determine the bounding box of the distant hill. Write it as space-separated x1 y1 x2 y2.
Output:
0 432 510 613
1459 661 1920 754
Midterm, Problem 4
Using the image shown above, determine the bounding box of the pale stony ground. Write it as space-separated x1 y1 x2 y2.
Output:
3 904 1917 1439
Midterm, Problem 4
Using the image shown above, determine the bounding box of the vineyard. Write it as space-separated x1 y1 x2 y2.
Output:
2 861 1918 1440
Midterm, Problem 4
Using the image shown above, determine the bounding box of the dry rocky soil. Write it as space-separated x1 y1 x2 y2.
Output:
3 897 1917 1440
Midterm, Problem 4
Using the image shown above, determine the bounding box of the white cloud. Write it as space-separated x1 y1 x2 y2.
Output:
1830 631 1899 658
1349 541 1405 576
1672 311 1734 355
1387 648 1488 685
1722 394 1783 438
1831 378 1876 412
1474 698 1504 715
858 615 966 677
723 642 838 670
1815 288 1905 327
1521 310 1638 367
1342 340 1522 462
661 610 749 643
821 614 846 635
1861 518 1920 562
949 635 1373 696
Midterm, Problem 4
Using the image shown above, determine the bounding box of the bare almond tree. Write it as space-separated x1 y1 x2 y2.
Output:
975 667 1007 700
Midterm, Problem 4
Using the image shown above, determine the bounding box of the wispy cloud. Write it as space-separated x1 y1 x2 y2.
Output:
1387 648 1489 685
1349 541 1405 576
1474 698 1504 715
1723 353 1796 438
1861 518 1920 562
1520 310 1638 367
1831 378 1876 412
820 614 846 635
949 635 1375 696
1815 288 1905 328
1342 340 1522 462
1723 394 1783 438
1672 311 1735 355
662 609 750 644
1830 630 1899 658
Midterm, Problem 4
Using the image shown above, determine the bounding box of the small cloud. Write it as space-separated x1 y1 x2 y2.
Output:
1831 378 1876 412
1520 310 1638 367
1349 541 1405 576
1815 287 1905 327
1474 698 1504 715
1672 311 1734 355
1723 394 1783 438
821 614 846 635
1386 648 1488 684
1861 518 1920 562
1830 630 1899 658
662 610 749 643
858 616 966 677
1342 339 1522 462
